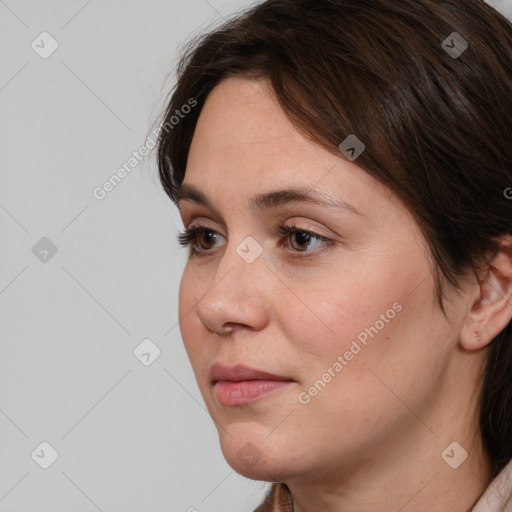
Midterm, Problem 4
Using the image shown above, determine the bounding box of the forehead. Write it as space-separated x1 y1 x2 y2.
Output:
188 77 316 163
183 76 401 227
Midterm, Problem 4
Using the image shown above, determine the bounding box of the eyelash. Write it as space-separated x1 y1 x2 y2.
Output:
176 222 334 259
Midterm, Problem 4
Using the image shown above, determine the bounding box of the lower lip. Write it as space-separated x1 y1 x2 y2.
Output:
213 380 294 406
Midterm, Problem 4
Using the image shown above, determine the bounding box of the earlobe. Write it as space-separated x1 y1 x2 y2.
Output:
461 235 512 351
460 318 487 351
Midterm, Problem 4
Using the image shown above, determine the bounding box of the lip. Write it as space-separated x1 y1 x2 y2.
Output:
209 362 292 383
209 363 294 406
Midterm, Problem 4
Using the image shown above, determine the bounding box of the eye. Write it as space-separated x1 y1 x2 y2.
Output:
177 223 223 255
176 221 334 258
277 222 333 256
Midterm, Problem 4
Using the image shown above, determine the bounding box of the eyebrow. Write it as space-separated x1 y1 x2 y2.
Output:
176 183 363 216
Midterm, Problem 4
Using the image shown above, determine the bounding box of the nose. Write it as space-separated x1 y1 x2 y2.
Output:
194 240 270 336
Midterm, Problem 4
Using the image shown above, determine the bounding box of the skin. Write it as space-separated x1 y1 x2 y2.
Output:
176 76 512 512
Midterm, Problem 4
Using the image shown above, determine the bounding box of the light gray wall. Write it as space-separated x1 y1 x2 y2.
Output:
1 1 511 511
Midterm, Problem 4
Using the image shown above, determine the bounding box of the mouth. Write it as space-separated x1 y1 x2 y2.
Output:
209 363 295 406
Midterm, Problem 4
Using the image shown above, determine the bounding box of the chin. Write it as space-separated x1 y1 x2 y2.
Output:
217 427 302 482
223 448 295 482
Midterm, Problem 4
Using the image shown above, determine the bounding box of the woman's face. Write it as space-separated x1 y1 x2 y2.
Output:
176 77 474 484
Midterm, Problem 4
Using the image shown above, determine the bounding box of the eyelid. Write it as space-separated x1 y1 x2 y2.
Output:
182 215 333 239
178 210 228 237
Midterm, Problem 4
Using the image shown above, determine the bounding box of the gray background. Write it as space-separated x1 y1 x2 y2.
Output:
1 1 511 511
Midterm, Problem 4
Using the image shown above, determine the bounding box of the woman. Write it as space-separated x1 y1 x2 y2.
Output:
156 0 512 510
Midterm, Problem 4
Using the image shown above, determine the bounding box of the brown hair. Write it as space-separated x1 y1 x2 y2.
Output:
156 0 512 509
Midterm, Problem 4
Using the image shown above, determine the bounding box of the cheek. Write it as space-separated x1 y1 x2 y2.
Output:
300 278 445 423
178 264 196 314
285 264 408 369
286 254 441 409
178 268 208 368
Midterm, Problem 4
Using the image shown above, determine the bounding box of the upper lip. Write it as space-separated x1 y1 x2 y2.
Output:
209 363 292 383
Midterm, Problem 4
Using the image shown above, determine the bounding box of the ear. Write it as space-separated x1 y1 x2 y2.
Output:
461 234 512 351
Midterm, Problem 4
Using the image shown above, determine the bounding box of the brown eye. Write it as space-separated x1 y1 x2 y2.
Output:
289 231 314 252
197 230 219 251
177 222 334 259
177 224 224 256
278 223 331 254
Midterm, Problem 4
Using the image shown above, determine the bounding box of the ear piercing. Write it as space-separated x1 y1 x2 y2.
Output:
475 329 481 341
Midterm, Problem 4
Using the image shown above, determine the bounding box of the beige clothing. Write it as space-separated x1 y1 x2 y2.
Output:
473 458 512 511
